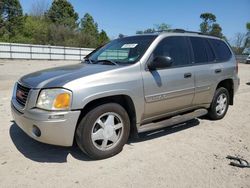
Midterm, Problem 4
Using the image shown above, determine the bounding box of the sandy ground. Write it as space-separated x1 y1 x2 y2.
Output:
0 59 249 188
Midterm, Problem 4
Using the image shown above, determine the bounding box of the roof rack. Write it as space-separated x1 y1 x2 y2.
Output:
155 29 212 36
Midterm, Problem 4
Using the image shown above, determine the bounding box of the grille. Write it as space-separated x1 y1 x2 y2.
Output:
16 83 30 107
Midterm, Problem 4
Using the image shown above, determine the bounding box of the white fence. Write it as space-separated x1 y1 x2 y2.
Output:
0 42 94 61
0 42 247 63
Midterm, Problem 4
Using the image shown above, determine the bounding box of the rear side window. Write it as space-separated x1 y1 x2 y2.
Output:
208 39 232 61
153 36 190 67
190 37 216 64
204 39 216 62
190 37 207 63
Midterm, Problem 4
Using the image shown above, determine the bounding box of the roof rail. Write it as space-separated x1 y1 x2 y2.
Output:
156 29 212 36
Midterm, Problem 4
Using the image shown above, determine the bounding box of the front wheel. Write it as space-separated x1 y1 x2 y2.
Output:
76 103 130 160
208 87 229 120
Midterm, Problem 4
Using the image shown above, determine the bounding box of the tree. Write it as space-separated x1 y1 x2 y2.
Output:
245 22 250 48
79 13 99 47
136 23 170 34
135 31 143 35
0 0 110 48
200 12 224 38
210 23 223 38
155 23 171 31
80 13 98 36
0 0 24 40
232 32 245 55
22 16 49 44
30 0 49 18
246 22 250 32
233 23 250 54
46 0 78 29
200 13 216 34
98 30 109 45
118 33 125 38
48 24 78 46
143 28 155 33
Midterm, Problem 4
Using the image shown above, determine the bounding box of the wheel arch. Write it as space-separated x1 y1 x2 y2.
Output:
216 79 234 105
75 94 138 139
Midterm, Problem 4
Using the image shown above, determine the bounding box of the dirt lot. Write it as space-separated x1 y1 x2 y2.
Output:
0 59 250 188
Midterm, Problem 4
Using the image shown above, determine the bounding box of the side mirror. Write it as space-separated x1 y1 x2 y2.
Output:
148 56 173 70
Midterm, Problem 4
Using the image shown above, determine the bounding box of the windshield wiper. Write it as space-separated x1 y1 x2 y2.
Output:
95 60 118 66
84 58 94 64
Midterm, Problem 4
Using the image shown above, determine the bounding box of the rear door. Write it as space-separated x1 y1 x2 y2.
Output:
190 37 226 106
142 36 195 121
189 37 231 105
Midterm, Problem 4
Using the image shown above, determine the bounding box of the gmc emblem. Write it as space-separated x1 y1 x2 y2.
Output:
16 90 25 100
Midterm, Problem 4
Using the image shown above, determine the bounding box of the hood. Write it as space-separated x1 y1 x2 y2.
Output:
20 63 119 88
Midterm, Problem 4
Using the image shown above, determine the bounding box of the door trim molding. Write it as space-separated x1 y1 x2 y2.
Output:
145 87 195 103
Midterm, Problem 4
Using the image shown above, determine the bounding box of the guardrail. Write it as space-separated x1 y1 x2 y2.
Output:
0 42 94 61
0 42 248 63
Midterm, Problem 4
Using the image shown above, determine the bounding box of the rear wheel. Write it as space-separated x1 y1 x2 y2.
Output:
208 87 229 120
76 103 130 160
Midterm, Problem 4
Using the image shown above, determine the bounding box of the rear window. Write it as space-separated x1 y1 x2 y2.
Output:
208 39 232 61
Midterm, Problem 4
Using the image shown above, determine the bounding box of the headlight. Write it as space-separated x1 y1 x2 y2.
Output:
36 89 72 111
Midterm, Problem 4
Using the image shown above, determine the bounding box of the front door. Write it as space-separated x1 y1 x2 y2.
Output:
142 36 195 121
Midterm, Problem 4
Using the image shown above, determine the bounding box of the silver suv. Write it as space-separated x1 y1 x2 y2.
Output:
11 30 240 159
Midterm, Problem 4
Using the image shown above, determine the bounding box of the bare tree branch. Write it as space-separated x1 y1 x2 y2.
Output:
30 0 49 17
234 32 245 48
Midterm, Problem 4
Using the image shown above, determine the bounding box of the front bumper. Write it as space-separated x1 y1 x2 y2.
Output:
11 102 81 147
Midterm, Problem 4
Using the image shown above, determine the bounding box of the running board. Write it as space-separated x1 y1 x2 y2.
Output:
138 109 208 133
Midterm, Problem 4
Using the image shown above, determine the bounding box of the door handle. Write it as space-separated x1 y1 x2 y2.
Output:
184 73 192 78
215 69 222 74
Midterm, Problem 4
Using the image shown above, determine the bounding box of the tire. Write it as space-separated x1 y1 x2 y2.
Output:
76 103 130 160
208 87 229 120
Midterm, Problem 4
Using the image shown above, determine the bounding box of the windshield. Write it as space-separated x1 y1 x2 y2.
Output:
86 35 157 65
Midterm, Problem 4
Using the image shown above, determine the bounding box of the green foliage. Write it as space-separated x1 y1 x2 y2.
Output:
80 13 98 36
200 12 224 38
155 23 171 31
245 22 250 48
47 24 78 46
21 16 49 44
118 33 125 38
210 23 223 38
46 0 78 28
79 13 110 47
0 0 24 40
0 0 109 48
136 23 170 34
247 22 250 31
77 32 98 48
200 13 216 34
98 30 109 45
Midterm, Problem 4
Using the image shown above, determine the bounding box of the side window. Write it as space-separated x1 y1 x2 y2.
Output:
204 39 216 62
208 39 232 61
190 37 208 64
153 36 190 66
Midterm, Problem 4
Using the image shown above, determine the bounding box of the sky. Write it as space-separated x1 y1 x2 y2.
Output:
20 0 250 43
